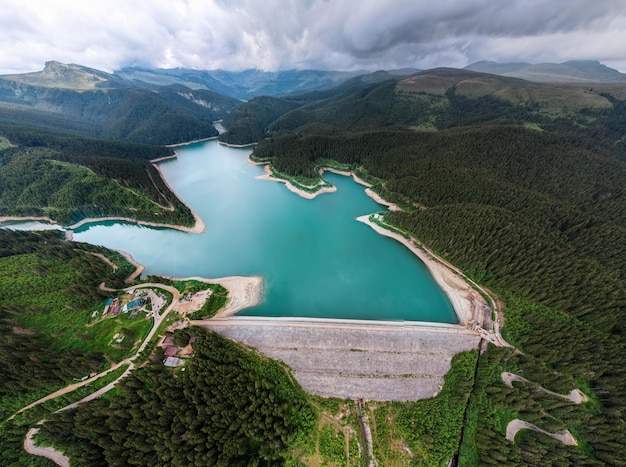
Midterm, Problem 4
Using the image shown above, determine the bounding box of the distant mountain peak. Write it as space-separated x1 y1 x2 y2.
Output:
1 61 120 89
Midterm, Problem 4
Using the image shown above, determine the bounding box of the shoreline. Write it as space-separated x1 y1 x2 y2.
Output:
356 215 487 326
256 164 337 199
67 215 205 234
151 162 206 233
246 157 486 327
249 159 402 210
219 140 258 148
150 151 179 163
0 214 205 235
163 275 263 317
165 136 218 148
115 250 145 282
1 145 207 235
320 168 401 211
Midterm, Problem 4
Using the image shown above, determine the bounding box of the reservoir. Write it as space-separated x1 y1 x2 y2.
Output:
24 140 458 323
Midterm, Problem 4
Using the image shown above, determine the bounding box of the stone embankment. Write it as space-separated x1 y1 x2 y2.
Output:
194 317 481 401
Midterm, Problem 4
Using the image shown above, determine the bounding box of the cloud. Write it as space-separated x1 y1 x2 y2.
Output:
1 0 626 74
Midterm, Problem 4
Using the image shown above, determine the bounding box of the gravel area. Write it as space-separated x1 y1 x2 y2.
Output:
200 318 480 401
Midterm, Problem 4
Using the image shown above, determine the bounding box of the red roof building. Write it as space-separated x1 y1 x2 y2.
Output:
163 346 178 357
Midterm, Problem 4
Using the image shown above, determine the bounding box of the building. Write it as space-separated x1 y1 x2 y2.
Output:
164 356 182 367
163 346 178 357
122 298 146 313
103 297 114 315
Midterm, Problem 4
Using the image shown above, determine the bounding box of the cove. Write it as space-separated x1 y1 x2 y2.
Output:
66 141 457 322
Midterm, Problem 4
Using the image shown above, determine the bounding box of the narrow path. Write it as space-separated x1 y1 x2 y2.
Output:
83 251 117 270
144 167 175 210
506 419 578 446
501 372 589 404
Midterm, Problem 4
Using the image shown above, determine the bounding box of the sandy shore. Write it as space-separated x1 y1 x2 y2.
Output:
249 161 402 210
321 169 401 211
364 188 401 211
165 275 263 317
66 215 205 234
356 215 486 325
255 164 337 199
1 214 205 235
150 151 179 163
0 215 57 225
115 250 145 282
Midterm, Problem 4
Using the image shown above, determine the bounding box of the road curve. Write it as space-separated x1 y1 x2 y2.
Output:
24 428 69 467
501 372 589 404
506 419 577 445
18 283 181 465
11 283 180 421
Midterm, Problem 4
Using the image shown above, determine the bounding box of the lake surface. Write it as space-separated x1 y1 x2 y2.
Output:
9 140 457 323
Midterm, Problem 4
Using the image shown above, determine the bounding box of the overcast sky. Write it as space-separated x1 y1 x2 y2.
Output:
2 0 626 74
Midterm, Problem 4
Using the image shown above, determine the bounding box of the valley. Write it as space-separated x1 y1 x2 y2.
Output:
1 59 625 465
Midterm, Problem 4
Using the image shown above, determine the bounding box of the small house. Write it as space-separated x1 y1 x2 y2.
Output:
122 298 146 313
164 356 181 367
163 346 178 357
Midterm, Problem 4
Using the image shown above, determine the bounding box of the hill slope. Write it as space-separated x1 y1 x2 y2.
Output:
466 59 626 83
0 126 195 226
224 66 626 464
0 62 242 145
115 66 365 99
219 67 623 145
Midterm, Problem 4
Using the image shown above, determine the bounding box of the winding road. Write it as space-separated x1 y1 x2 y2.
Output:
506 419 578 446
501 372 588 404
18 283 181 466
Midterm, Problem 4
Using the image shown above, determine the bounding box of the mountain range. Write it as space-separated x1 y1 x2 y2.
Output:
465 59 626 83
1 56 626 466
2 60 626 146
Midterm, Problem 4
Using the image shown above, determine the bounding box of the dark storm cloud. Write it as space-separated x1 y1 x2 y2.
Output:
1 0 626 74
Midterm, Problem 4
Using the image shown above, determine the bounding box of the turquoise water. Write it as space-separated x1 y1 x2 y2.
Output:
15 140 457 322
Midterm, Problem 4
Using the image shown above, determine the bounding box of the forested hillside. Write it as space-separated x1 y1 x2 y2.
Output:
0 127 195 226
4 65 626 464
219 68 624 147
115 66 364 100
39 329 314 466
224 68 626 464
0 230 140 464
0 62 242 145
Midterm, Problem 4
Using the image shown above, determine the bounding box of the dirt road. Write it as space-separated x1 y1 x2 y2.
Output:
506 419 577 445
16 283 181 466
24 428 69 467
